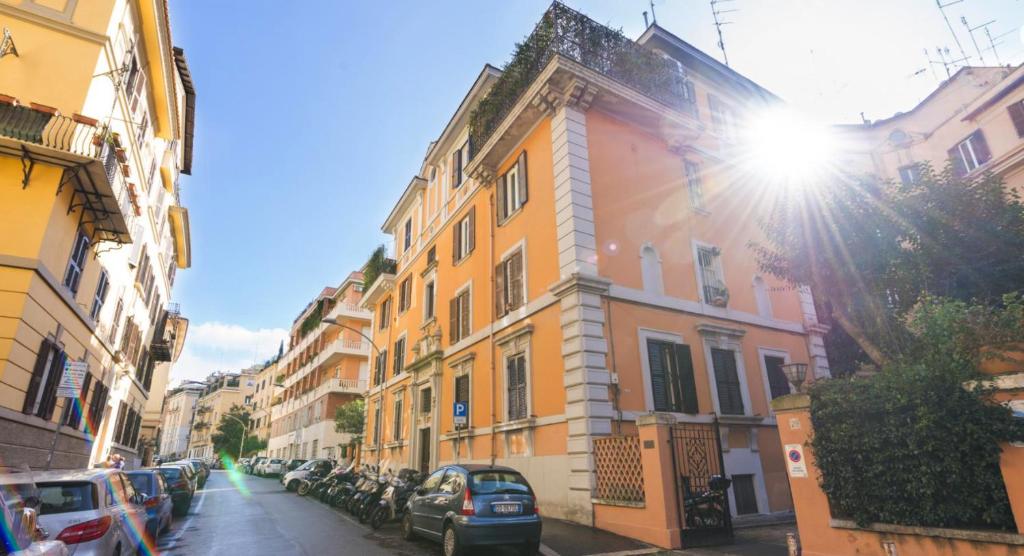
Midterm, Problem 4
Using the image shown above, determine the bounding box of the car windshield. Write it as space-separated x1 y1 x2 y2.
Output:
295 460 318 471
270 459 283 464
38 482 96 514
126 473 152 494
158 467 181 480
469 471 532 495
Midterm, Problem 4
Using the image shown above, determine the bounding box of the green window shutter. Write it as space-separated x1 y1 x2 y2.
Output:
646 339 670 412
674 344 699 414
23 338 55 415
39 350 67 421
764 355 790 400
711 348 744 415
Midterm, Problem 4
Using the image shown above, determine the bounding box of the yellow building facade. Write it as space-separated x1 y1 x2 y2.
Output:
186 371 256 460
0 0 194 469
361 4 828 529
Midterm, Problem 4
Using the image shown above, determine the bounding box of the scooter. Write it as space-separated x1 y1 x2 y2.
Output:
369 469 422 530
356 470 393 524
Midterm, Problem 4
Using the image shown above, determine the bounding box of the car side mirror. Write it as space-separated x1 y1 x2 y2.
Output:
416 487 428 496
20 507 38 540
130 493 149 506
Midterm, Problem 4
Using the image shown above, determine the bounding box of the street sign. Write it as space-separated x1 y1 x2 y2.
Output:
56 361 88 398
784 443 808 478
453 401 468 426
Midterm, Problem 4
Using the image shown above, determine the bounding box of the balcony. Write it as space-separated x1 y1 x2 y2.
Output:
0 99 132 244
271 377 368 420
468 2 688 154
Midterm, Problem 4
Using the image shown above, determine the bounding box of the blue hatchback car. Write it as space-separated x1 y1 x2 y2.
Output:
402 464 541 556
125 470 173 543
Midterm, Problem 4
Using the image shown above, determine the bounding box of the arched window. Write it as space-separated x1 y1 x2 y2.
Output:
753 276 772 318
640 243 664 295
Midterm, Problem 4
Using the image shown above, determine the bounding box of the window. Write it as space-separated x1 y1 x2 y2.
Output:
393 337 406 376
392 397 403 441
732 475 759 515
136 112 148 147
1009 100 1024 138
646 340 699 413
451 141 470 188
398 277 412 313
634 245 663 299
948 130 991 177
422 468 446 492
454 374 469 429
90 270 110 320
378 297 391 330
495 248 524 317
373 349 388 384
697 245 727 304
108 298 124 344
763 355 791 400
711 348 745 415
372 402 382 444
424 280 436 321
427 245 437 265
684 160 704 210
438 470 463 495
506 353 528 421
403 218 412 253
452 208 475 262
23 338 66 420
497 151 528 223
420 388 432 414
897 163 920 185
449 288 471 344
63 229 90 294
708 94 737 143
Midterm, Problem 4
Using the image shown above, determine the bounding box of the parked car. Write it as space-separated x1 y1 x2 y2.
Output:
0 469 68 556
34 469 149 556
284 459 307 473
260 459 286 477
281 459 333 491
149 466 193 517
246 457 267 475
125 470 173 543
402 465 541 556
182 459 209 488
161 463 197 494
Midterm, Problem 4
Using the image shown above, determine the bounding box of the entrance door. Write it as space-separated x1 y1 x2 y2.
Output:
419 428 431 473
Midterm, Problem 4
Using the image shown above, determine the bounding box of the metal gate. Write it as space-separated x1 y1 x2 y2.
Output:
669 421 734 547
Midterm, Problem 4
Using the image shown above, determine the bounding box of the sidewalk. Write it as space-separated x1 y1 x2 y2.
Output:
539 518 793 556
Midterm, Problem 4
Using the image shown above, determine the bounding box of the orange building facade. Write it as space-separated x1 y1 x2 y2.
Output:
359 5 830 529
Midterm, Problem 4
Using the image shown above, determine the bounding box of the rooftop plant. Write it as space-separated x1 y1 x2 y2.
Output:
362 244 396 292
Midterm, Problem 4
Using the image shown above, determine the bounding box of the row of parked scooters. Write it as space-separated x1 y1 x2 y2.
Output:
293 462 423 530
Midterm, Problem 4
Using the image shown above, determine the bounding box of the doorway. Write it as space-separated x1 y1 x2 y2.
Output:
419 427 431 473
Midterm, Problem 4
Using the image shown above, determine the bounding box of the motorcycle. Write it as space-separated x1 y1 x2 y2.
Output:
369 468 422 530
683 475 732 529
341 466 378 512
356 470 393 524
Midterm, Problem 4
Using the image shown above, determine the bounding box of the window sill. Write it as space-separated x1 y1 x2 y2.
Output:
385 441 406 449
420 260 438 277
441 427 474 440
494 417 535 433
420 317 437 331
452 254 472 268
497 206 525 227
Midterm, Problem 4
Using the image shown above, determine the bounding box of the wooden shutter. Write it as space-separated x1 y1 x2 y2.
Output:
496 174 507 224
23 338 55 415
674 344 699 414
451 150 461 188
948 145 967 177
517 151 528 206
1009 102 1024 138
449 298 460 344
460 292 471 339
38 350 66 421
764 356 790 400
114 402 128 444
495 261 507 318
646 340 670 412
507 355 527 420
466 208 475 254
711 348 744 415
87 382 108 432
452 218 462 263
508 251 524 310
972 130 992 165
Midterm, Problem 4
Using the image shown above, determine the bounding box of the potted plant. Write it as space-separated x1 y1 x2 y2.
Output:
114 147 127 163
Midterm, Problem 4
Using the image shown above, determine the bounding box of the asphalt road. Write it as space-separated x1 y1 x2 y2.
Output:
155 470 439 555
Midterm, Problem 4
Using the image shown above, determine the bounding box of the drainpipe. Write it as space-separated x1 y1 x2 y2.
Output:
488 189 498 467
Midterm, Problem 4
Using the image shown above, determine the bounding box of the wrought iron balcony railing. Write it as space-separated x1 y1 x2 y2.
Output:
468 1 688 152
0 102 103 158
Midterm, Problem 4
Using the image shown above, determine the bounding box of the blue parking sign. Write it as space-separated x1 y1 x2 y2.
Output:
454 402 468 425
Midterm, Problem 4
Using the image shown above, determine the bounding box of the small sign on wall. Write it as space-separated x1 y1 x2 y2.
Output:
785 443 808 478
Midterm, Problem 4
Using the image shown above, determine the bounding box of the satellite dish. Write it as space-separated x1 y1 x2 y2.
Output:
888 129 912 148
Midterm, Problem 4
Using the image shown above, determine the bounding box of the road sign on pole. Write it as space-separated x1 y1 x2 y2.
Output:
453 402 468 426
56 361 88 399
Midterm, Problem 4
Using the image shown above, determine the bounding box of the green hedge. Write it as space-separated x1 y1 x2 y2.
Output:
810 363 1023 531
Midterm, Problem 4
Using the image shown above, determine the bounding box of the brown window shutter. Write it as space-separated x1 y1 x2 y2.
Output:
39 351 67 421
467 207 475 254
495 261 507 318
509 250 524 310
68 372 92 429
517 151 528 206
23 338 55 415
496 173 507 224
449 297 460 344
948 146 966 178
451 150 460 188
452 218 462 263
1010 102 1024 138
972 130 992 165
460 292 471 339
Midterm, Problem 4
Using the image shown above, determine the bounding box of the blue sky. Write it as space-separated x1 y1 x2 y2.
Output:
166 0 1024 384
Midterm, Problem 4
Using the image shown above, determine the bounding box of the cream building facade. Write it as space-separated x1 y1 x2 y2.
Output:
157 379 203 460
249 358 278 457
186 370 255 460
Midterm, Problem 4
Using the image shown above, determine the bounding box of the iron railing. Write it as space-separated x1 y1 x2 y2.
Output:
0 103 102 157
468 1 688 152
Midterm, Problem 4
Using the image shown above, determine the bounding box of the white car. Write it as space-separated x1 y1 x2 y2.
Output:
260 459 286 477
281 459 334 491
35 469 149 556
0 472 68 556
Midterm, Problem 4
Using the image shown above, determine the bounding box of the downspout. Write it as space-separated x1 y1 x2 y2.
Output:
489 189 498 467
604 299 623 435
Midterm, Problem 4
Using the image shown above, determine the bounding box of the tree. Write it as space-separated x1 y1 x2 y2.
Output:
211 404 251 459
753 163 1024 368
362 245 396 291
334 399 365 453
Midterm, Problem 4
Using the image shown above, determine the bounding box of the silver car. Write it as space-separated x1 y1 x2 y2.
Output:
0 469 68 556
35 469 149 556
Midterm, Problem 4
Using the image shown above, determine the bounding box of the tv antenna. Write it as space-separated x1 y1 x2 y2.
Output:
960 16 995 65
710 0 738 67
982 27 1015 66
924 46 967 79
935 0 971 65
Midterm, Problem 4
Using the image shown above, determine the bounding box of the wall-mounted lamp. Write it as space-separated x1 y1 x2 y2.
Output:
1 28 18 59
781 362 809 393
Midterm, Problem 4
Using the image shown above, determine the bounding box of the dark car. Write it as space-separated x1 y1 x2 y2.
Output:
285 459 307 472
161 463 197 497
182 459 209 488
126 470 173 542
151 466 193 517
402 465 541 556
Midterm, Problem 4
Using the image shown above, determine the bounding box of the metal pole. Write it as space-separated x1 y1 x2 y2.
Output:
45 419 64 471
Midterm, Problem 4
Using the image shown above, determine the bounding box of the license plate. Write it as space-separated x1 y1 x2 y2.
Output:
492 502 521 514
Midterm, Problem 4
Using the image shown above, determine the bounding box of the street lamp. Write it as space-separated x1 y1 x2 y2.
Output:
321 317 382 466
781 363 809 393
221 412 250 463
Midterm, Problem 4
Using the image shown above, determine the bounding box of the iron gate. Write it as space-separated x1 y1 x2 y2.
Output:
669 421 734 547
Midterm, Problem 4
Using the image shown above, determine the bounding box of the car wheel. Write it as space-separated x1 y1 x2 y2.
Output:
287 480 300 492
520 541 541 556
400 513 416 541
443 524 464 556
